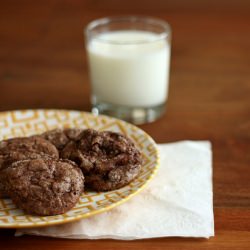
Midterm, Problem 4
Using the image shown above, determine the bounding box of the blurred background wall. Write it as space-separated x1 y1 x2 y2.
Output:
0 0 249 116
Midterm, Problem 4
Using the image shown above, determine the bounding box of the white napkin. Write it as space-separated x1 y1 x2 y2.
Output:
16 141 214 239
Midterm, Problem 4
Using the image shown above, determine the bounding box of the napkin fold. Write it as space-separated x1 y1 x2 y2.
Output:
16 141 214 239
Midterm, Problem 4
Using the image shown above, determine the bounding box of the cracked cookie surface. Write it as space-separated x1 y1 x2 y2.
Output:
2 158 84 215
40 128 84 151
0 136 59 198
61 129 142 191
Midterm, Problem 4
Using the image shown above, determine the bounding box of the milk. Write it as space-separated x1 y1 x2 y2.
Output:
87 30 170 107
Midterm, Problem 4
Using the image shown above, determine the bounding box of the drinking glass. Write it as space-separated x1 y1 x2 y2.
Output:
85 16 171 124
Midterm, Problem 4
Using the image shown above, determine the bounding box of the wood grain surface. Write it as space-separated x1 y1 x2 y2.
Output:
0 0 250 249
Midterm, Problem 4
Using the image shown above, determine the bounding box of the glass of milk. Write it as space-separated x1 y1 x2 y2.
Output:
85 16 171 124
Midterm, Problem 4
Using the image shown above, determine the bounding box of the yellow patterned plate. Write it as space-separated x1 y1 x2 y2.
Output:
0 109 159 228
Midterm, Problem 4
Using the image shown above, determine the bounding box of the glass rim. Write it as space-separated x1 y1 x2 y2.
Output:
85 16 171 45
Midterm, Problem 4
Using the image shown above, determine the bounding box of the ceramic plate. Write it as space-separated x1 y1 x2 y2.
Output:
0 109 159 228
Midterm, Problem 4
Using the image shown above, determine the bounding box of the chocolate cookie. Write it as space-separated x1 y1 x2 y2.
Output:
0 137 59 170
41 128 84 151
61 129 142 191
0 136 59 198
0 183 7 199
2 158 84 216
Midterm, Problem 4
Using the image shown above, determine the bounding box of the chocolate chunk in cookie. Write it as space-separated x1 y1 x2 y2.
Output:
2 158 84 215
61 129 142 191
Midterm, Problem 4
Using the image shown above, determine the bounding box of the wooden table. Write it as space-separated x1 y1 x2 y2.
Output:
1 0 250 249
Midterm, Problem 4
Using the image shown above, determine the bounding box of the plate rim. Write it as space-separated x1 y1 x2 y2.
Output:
0 109 160 228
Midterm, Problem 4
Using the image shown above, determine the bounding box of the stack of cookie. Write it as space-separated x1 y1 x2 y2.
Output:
0 129 142 216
